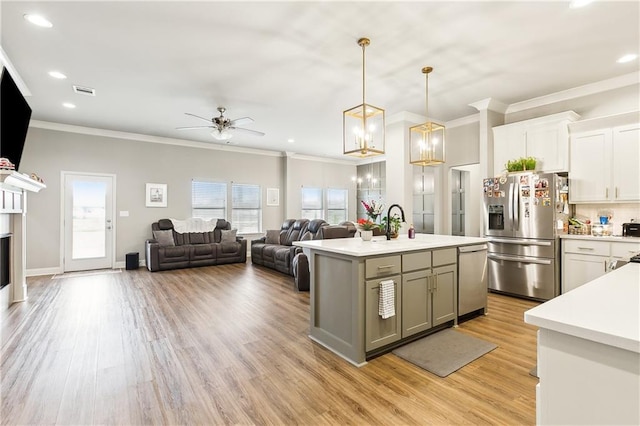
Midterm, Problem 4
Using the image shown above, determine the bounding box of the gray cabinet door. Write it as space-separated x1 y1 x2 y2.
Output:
432 264 456 326
401 270 432 338
365 275 402 351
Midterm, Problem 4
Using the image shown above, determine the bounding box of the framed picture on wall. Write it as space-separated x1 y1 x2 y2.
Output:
146 183 167 207
266 188 279 206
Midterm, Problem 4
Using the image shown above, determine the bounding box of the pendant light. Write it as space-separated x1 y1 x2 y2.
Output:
410 66 445 166
343 37 385 158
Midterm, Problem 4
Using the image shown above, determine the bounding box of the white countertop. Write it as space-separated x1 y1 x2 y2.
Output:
293 233 488 257
560 234 640 243
525 263 640 353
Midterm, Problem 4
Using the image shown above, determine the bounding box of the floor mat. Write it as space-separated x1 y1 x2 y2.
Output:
392 328 498 377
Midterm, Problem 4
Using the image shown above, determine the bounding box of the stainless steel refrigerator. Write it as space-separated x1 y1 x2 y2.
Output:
482 172 570 301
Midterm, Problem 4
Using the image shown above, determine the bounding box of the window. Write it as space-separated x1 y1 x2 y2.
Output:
326 188 348 224
301 187 323 220
232 183 261 233
192 180 226 220
301 187 348 224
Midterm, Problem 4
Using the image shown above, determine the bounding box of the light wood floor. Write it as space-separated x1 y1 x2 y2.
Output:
1 264 540 425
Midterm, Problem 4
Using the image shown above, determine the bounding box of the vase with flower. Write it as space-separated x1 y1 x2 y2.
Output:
361 199 384 223
357 218 377 241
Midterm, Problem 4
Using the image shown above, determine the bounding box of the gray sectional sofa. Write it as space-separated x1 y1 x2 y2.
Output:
146 218 246 271
251 218 356 290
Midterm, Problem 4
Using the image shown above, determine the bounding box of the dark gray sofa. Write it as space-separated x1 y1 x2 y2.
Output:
251 218 356 290
146 218 246 272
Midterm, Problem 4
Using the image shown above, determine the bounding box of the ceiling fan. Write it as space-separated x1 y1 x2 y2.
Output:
176 107 265 141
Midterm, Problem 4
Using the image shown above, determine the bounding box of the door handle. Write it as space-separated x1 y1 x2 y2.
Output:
490 238 551 246
513 182 519 231
488 253 552 265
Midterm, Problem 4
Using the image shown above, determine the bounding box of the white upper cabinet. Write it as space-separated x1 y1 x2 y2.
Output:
612 124 640 202
569 129 611 203
492 111 579 176
569 114 640 204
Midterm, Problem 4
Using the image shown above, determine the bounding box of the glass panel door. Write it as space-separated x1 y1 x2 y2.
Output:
64 173 114 272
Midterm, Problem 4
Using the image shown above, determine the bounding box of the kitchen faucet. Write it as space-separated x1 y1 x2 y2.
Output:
385 204 406 240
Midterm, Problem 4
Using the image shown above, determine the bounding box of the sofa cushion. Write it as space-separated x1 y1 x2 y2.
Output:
157 219 174 230
153 229 175 247
158 246 189 262
221 229 237 243
266 229 280 244
281 219 309 245
189 233 206 244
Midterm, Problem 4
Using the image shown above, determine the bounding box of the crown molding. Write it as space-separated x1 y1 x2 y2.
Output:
29 120 285 157
469 98 509 114
505 71 640 114
0 45 31 96
285 152 358 166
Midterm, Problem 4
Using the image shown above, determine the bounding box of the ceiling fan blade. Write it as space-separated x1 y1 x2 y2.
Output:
229 117 254 126
184 112 213 123
176 125 215 130
230 127 265 137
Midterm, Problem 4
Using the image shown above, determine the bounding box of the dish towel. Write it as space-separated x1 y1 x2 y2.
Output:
378 279 396 319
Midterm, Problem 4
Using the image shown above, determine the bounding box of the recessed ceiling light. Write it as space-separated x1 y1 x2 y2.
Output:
569 0 595 8
617 53 638 64
62 102 76 109
48 71 67 79
287 138 295 143
24 14 53 28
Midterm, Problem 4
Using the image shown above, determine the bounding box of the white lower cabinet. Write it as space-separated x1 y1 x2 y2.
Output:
562 239 640 293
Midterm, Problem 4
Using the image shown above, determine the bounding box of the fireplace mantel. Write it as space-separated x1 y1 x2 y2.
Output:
0 170 46 311
0 170 46 193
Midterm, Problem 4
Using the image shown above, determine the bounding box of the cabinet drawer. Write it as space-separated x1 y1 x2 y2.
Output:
611 241 640 259
563 239 610 256
366 255 401 279
432 248 457 267
402 251 431 272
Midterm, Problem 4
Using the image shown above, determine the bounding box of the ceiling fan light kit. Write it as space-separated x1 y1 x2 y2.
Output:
343 37 386 158
410 66 446 166
176 106 264 141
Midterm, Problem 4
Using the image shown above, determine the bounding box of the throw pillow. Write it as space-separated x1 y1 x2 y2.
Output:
266 229 280 245
220 229 237 243
153 229 175 247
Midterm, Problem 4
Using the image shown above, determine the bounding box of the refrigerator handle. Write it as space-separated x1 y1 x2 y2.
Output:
508 182 514 230
513 181 519 231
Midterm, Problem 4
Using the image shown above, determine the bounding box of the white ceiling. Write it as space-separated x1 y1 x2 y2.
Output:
1 1 639 160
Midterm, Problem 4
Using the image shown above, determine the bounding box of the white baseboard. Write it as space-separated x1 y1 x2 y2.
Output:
26 267 62 277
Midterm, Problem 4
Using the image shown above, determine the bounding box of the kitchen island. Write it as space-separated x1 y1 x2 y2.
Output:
294 234 488 366
525 263 640 425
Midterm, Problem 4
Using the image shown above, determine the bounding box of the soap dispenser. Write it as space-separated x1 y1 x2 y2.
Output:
408 224 415 239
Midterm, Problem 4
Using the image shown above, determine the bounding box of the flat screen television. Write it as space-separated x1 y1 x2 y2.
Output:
0 67 32 172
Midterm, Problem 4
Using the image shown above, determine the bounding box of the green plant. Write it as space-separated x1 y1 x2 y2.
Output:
523 156 536 171
505 156 536 172
380 214 402 235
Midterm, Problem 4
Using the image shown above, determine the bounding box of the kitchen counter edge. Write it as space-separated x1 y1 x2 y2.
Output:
524 263 640 353
293 234 488 257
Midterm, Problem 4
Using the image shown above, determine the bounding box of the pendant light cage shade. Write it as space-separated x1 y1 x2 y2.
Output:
343 37 386 158
410 66 445 166
343 103 385 157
